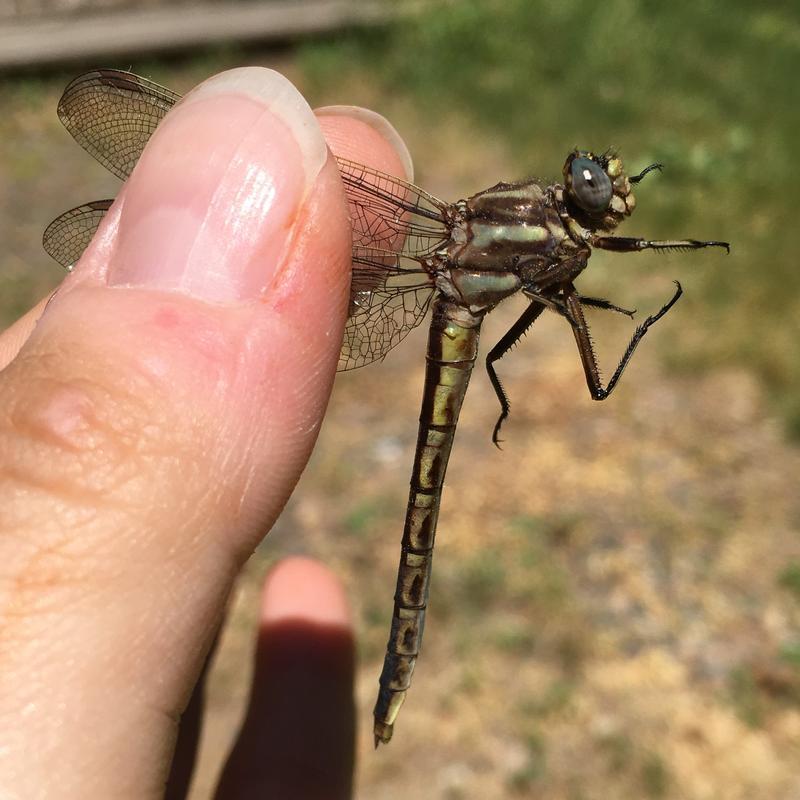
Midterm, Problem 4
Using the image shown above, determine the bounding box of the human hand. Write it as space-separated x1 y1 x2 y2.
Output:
0 67 412 799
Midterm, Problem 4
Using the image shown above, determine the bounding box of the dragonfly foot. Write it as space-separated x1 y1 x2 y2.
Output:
492 413 508 449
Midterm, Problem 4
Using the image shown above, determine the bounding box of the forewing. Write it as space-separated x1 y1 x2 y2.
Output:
42 199 113 269
58 69 179 180
338 247 435 371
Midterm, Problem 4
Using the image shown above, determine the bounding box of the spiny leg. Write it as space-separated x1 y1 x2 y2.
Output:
577 295 636 318
486 291 640 444
486 301 546 447
563 281 683 400
592 236 729 254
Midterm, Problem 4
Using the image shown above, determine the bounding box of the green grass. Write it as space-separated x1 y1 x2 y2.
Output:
596 731 635 774
519 679 574 717
452 551 507 611
728 665 765 727
491 623 537 655
779 642 800 670
342 499 386 538
778 562 800 599
640 751 670 799
508 728 547 792
300 0 800 435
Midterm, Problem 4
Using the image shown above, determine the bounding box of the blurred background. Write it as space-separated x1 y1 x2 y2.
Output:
2 0 799 797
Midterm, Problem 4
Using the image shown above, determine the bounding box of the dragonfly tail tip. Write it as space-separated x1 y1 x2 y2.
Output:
373 721 393 748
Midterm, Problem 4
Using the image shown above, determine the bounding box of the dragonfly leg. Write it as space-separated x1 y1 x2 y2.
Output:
486 301 547 448
576 294 636 318
592 235 730 254
564 281 683 400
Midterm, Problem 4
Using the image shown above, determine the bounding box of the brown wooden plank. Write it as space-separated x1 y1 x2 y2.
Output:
0 0 395 69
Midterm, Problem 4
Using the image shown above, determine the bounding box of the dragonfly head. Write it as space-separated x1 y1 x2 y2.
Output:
562 149 637 233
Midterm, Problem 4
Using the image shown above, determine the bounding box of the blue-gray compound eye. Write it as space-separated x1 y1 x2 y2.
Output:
569 157 613 214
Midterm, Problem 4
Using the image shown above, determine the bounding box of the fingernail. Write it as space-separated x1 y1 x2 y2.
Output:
315 105 414 181
108 68 327 302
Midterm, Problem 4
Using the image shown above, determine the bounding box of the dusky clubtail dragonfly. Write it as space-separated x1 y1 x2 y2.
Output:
43 69 729 747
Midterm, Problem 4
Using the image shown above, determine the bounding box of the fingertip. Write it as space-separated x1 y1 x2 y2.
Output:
261 556 351 629
316 105 414 181
215 558 355 797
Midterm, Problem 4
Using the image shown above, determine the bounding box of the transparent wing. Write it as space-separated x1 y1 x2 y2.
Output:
334 161 447 368
337 158 450 256
57 69 178 180
42 199 113 269
339 247 435 370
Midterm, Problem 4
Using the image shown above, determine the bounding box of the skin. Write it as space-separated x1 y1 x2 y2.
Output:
0 68 411 799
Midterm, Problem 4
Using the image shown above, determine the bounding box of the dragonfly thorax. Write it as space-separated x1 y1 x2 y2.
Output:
440 267 522 311
446 180 571 274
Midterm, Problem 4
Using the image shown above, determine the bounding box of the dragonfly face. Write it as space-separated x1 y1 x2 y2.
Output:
563 149 636 228
43 69 729 746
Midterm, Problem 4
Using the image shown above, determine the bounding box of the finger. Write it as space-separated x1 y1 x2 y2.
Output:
215 558 355 800
315 104 414 180
0 294 51 370
0 69 406 798
163 620 224 800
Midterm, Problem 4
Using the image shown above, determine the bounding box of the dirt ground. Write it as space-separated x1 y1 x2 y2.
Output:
2 56 799 800
188 309 800 800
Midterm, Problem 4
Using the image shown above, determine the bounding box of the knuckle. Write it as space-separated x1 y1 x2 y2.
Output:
0 344 194 518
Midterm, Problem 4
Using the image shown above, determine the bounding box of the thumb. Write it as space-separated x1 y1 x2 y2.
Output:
0 68 350 797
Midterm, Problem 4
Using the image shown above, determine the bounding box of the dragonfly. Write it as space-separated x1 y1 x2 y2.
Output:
43 69 729 747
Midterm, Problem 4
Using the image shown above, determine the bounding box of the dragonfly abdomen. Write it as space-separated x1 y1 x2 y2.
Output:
373 299 483 746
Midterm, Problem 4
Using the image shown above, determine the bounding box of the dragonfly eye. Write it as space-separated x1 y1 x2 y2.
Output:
569 157 613 214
